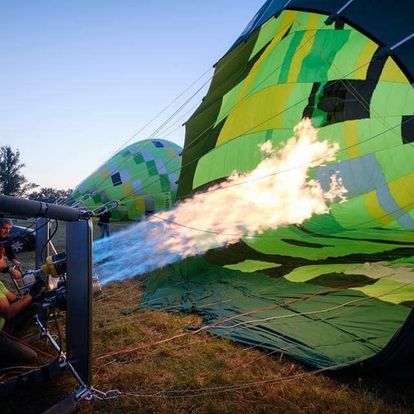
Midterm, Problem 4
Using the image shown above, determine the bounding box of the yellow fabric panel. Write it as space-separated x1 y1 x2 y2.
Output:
249 10 299 60
388 172 414 213
216 83 296 146
215 80 245 127
364 190 393 225
134 196 145 211
353 38 378 80
285 264 357 282
344 120 361 158
290 11 327 33
123 182 133 197
166 148 176 158
101 170 110 179
238 11 299 103
380 57 409 83
224 260 281 273
326 31 375 80
287 14 320 83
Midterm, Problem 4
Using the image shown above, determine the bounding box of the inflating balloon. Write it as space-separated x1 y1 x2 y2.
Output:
143 1 414 377
68 139 182 220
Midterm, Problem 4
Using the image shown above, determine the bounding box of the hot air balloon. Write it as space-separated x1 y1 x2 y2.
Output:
68 139 182 220
142 1 414 376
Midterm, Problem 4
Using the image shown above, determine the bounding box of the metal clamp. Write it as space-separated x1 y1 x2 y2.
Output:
89 387 122 400
90 200 119 217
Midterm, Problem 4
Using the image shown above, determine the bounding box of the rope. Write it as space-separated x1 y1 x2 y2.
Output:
113 359 364 398
67 16 298 207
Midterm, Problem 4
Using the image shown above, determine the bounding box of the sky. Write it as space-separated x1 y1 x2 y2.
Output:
0 0 265 190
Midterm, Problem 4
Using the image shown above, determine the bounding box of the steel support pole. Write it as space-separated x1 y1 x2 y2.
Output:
66 220 93 385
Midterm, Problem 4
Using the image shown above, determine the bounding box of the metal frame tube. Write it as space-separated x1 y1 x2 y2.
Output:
0 195 87 221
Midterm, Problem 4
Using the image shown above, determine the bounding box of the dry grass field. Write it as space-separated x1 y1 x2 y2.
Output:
1 220 414 413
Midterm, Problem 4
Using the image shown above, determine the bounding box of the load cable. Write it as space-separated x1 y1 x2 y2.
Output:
65 17 297 208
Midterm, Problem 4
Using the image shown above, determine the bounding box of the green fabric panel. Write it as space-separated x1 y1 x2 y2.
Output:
318 118 403 162
159 175 171 193
285 264 358 282
298 30 350 83
376 143 414 182
351 279 414 305
327 29 372 80
283 83 314 126
243 226 408 260
142 177 162 194
370 82 414 118
302 213 346 234
248 34 293 94
152 192 173 210
250 16 285 60
146 160 158 176
193 129 292 188
215 80 245 127
329 194 381 229
133 153 144 164
308 82 328 127
92 193 103 204
224 260 281 272
142 257 410 369
278 31 305 84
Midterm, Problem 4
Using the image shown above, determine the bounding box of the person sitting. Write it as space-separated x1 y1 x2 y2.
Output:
0 279 44 367
0 218 22 280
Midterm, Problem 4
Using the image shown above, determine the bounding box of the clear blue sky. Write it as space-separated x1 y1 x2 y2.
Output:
0 1 265 190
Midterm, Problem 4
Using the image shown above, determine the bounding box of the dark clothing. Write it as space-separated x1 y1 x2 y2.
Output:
97 211 112 238
3 303 41 337
0 236 16 262
97 211 112 225
0 332 37 366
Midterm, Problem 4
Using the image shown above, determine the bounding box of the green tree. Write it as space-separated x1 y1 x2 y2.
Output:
0 145 37 196
29 187 72 204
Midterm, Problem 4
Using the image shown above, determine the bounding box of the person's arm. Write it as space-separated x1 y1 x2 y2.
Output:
9 267 21 279
1 264 22 280
5 290 18 303
11 258 21 267
0 293 32 320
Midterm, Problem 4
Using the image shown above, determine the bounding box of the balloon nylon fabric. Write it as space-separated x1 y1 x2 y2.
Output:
69 139 182 220
143 3 414 376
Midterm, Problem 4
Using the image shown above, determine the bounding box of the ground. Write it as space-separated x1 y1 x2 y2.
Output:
1 220 413 413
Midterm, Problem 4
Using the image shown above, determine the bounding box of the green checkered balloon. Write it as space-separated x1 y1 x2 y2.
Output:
69 139 182 220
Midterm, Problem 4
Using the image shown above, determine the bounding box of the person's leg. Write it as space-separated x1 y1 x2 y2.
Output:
3 303 41 337
0 332 37 367
104 224 110 237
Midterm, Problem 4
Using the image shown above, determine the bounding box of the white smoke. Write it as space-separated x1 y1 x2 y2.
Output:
93 119 347 283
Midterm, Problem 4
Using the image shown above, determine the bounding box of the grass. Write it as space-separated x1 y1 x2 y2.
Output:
1 220 414 413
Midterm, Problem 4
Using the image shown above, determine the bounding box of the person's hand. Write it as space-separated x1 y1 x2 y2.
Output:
9 267 22 280
0 256 7 271
12 260 21 271
29 279 45 299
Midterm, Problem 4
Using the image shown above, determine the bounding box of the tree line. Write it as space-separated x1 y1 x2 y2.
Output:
0 145 72 203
